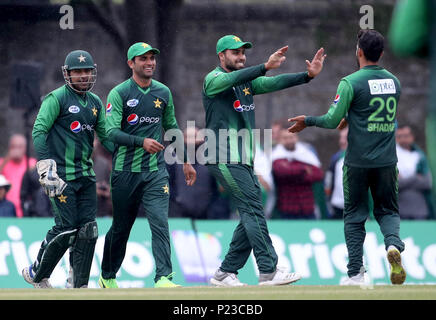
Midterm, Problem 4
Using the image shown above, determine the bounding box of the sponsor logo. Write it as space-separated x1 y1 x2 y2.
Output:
68 105 80 113
106 103 112 113
233 100 242 112
70 121 81 133
233 100 255 112
127 114 139 125
70 121 94 133
127 114 160 125
368 79 396 95
333 94 340 104
127 99 139 107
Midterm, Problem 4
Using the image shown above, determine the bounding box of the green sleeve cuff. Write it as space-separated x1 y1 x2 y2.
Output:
305 116 317 126
134 136 144 147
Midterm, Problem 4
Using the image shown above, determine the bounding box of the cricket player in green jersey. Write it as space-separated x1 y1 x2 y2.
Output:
99 42 197 288
204 35 326 286
289 30 406 285
22 50 114 288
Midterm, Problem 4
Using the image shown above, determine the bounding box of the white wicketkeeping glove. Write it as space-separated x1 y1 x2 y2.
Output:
36 159 67 198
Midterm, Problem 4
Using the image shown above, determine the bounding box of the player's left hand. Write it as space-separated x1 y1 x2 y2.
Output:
306 47 327 78
183 163 197 186
288 115 307 133
337 118 348 130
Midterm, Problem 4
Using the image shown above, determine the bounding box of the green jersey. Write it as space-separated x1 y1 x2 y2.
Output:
32 85 112 181
105 78 179 172
305 65 401 168
202 64 311 165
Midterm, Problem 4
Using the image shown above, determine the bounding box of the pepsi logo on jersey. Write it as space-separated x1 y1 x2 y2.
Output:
70 121 94 133
127 114 160 125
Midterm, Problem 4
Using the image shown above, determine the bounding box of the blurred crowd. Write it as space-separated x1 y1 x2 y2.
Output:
0 120 434 220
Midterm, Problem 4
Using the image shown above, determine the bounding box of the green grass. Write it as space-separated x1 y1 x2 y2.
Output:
1 285 436 300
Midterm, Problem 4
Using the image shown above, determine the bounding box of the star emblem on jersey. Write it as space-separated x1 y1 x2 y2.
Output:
243 87 251 96
154 98 162 108
233 36 241 42
58 194 67 203
78 54 86 63
162 184 169 194
92 107 98 116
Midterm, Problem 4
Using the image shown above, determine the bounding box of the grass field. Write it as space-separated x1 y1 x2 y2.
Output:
1 285 436 300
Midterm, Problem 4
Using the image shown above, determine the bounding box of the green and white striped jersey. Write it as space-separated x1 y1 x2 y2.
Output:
105 78 180 172
32 85 111 181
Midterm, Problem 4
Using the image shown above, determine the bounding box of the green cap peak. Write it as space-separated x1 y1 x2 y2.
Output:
216 35 252 55
127 42 160 60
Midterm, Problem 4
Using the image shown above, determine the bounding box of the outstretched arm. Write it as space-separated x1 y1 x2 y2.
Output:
204 46 291 97
252 47 326 95
288 79 352 132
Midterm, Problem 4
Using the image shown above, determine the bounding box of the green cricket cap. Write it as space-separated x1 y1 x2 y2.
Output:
216 35 253 55
127 42 160 60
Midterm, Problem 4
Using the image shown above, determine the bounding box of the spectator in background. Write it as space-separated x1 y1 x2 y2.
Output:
0 134 37 218
271 119 285 148
0 174 16 217
254 143 275 219
271 129 323 219
167 126 215 219
325 127 348 219
93 137 113 217
20 166 53 217
396 125 434 219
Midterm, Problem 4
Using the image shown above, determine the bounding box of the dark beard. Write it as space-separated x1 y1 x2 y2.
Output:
225 62 243 71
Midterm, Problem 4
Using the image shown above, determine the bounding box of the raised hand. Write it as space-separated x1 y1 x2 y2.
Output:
306 47 327 78
265 46 289 70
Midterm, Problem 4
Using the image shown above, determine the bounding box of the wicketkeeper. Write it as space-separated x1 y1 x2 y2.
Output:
22 50 113 288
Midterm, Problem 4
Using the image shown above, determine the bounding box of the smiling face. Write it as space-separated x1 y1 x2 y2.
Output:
128 52 156 80
219 48 246 72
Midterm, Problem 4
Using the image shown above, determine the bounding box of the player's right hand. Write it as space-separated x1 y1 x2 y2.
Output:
36 159 67 198
142 138 164 154
288 115 307 133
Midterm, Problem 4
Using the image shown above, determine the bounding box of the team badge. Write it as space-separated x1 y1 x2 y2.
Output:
70 121 81 133
58 194 67 203
127 113 139 125
333 94 340 104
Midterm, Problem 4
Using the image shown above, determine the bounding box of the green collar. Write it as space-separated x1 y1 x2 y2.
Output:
130 78 152 95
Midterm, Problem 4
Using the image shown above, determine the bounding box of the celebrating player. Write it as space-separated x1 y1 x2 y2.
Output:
288 29 406 285
22 50 114 288
203 35 326 286
98 42 196 288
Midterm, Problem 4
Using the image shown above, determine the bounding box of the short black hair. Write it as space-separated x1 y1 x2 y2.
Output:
357 29 384 62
